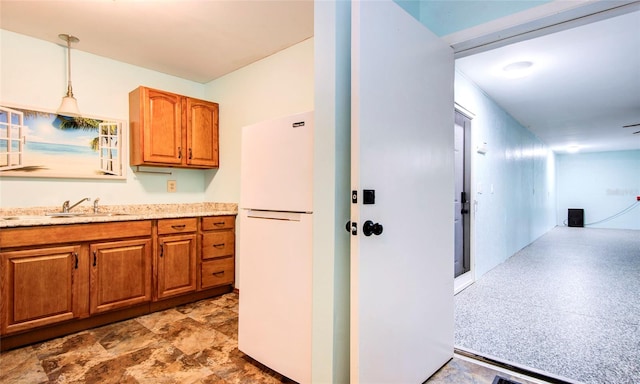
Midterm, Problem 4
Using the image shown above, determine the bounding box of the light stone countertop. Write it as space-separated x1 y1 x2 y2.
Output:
0 202 237 228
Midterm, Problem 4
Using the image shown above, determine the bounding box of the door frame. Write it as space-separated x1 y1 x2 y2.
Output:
453 102 476 293
446 1 640 58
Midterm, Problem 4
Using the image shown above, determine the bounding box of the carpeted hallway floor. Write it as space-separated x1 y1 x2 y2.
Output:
455 226 640 384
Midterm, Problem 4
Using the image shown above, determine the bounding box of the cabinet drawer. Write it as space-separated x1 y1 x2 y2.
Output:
202 231 235 259
157 218 197 235
201 257 234 289
201 215 235 231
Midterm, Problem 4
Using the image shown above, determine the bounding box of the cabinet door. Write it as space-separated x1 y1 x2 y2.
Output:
185 98 219 167
143 88 183 165
157 234 197 299
1 246 81 334
90 239 151 314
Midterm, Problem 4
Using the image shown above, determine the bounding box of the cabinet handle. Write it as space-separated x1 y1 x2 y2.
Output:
213 243 225 248
188 148 193 160
171 224 186 230
212 271 225 276
93 251 97 267
178 147 182 159
213 221 225 226
74 252 78 269
160 244 164 258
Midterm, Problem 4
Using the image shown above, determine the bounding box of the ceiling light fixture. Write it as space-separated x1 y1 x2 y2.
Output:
57 34 81 117
566 144 581 153
502 61 534 79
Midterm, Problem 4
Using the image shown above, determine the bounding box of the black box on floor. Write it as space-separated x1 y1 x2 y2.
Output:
568 208 584 227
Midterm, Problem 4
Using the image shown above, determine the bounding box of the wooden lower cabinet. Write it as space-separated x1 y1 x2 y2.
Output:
156 233 197 299
1 245 81 334
200 215 235 290
0 215 235 350
90 239 152 314
201 257 234 289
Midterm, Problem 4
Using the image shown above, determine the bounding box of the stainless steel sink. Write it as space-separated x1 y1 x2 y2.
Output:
81 212 131 217
46 212 84 218
1 213 132 221
1 215 52 221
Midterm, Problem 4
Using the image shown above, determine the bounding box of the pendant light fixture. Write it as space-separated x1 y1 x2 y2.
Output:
57 33 81 117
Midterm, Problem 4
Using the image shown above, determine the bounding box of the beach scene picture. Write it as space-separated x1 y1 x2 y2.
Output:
0 105 124 179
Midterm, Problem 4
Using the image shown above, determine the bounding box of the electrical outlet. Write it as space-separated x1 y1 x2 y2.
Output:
167 180 177 193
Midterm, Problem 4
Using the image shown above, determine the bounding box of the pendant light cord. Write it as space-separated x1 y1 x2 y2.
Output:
66 36 74 97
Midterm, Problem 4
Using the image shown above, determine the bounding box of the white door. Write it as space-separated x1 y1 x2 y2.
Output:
351 1 454 382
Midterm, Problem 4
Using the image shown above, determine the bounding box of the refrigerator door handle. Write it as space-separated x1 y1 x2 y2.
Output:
247 210 304 221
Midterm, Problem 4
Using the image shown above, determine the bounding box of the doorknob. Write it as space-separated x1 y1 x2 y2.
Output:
363 220 383 236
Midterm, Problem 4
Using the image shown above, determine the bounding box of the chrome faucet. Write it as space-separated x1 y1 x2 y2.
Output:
62 198 90 213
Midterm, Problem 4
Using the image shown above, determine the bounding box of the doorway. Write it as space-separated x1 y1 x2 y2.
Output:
454 109 472 289
451 4 639 383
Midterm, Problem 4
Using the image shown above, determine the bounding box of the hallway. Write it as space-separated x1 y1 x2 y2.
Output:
455 226 640 383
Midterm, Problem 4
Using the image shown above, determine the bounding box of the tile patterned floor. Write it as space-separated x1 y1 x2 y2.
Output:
0 294 291 383
1 292 540 384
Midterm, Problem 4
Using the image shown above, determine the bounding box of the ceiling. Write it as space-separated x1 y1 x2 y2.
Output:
1 1 638 154
0 0 314 83
456 9 640 154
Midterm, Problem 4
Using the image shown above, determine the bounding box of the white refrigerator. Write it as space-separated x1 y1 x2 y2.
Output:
238 111 313 383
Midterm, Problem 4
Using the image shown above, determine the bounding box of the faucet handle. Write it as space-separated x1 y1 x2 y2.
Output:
93 198 100 213
62 200 70 213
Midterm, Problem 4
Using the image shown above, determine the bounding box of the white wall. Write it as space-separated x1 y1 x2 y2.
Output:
203 38 314 204
557 150 640 230
455 69 557 278
312 1 351 382
0 30 208 207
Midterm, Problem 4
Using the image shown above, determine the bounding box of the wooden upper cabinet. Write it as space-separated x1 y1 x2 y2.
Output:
130 86 219 169
186 98 219 167
144 88 183 165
